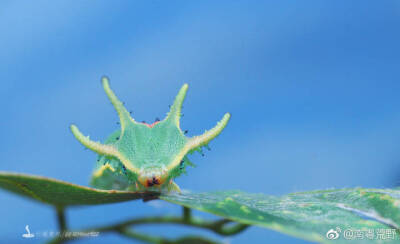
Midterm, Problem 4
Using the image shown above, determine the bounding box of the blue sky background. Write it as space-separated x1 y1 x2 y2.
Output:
1 1 400 243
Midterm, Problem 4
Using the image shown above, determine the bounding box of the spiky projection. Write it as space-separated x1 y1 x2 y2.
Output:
70 77 230 192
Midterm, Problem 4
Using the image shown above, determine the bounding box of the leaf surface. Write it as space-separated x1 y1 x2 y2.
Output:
161 189 400 243
1 171 399 243
0 172 155 206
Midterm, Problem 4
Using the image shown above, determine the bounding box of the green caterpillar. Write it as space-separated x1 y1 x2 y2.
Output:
70 77 230 192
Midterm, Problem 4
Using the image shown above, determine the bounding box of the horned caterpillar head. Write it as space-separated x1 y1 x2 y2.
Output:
70 77 230 192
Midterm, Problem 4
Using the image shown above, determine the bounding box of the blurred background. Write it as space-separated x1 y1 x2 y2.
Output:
1 1 400 243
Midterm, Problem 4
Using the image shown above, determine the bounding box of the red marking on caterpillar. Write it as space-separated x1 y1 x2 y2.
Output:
142 121 160 128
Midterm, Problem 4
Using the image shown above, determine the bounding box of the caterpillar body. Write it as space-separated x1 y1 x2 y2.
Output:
70 77 230 192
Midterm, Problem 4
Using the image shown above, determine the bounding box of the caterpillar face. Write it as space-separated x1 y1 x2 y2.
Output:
70 77 230 192
137 165 167 187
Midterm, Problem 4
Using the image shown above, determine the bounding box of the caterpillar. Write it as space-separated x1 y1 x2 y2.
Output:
70 77 230 192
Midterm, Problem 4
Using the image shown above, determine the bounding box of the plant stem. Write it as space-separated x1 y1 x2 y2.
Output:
96 215 248 236
183 206 191 222
117 228 221 244
117 228 163 244
220 221 249 235
56 207 67 233
47 214 248 244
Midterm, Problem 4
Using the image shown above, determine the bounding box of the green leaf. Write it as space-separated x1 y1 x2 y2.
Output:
0 171 156 206
1 171 399 243
161 190 400 243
